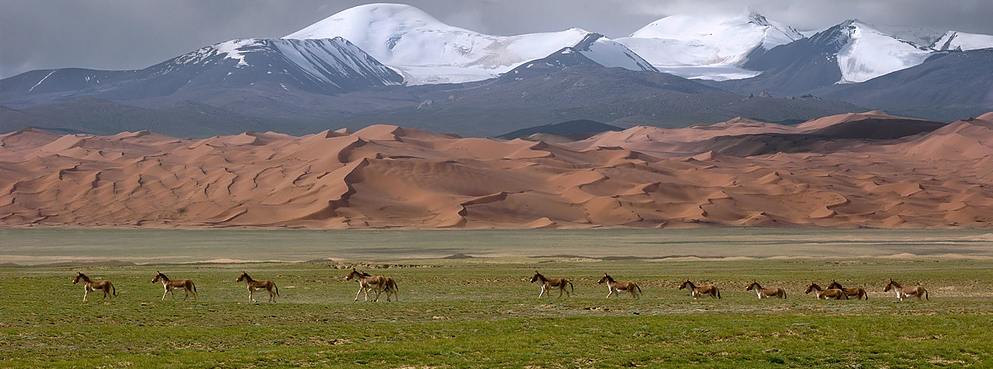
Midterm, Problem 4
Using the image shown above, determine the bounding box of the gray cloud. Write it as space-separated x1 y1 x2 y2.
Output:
3 0 992 78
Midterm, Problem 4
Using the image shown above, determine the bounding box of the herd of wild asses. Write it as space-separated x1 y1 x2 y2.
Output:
71 269 931 303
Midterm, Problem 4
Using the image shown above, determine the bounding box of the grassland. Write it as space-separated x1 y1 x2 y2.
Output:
2 256 992 368
4 227 993 264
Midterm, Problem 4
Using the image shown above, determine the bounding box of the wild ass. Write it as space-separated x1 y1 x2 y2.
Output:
679 280 721 299
530 271 574 298
345 268 398 302
883 279 929 301
72 272 116 301
745 281 786 299
827 280 869 300
151 271 198 301
804 283 848 300
597 273 642 299
236 272 279 303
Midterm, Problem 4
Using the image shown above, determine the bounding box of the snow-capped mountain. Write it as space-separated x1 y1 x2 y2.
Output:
161 37 404 93
736 19 933 91
828 20 932 83
283 3 655 85
1 37 402 106
932 30 993 51
615 12 803 80
569 33 658 72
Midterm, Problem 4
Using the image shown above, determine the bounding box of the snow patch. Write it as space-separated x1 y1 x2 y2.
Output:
214 39 259 67
28 70 56 92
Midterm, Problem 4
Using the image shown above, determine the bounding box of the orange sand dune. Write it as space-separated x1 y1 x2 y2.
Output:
1 112 992 229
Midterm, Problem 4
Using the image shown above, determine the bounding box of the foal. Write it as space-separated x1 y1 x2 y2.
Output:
345 268 396 302
745 281 786 299
679 280 721 299
236 272 279 303
883 279 929 301
827 280 869 300
72 272 116 301
530 271 574 298
804 283 848 300
152 271 198 301
597 273 642 299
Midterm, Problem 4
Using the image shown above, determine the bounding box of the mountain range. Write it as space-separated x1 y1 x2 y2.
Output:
2 3 991 137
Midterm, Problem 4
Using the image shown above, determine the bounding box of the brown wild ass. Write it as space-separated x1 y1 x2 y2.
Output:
530 271 574 298
883 279 929 301
236 272 279 303
804 283 848 300
679 280 721 299
345 268 398 302
597 273 642 299
745 281 786 299
152 271 198 301
72 272 116 301
827 280 869 300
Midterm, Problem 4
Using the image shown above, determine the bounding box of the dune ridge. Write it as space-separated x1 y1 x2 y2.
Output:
1 112 991 229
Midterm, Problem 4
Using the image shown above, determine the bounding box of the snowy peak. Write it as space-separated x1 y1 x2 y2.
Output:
616 12 802 80
160 37 403 93
811 19 931 83
503 48 601 81
284 3 604 84
570 33 658 72
286 3 458 40
625 12 802 56
1 36 403 102
503 36 658 81
745 12 804 50
932 30 993 51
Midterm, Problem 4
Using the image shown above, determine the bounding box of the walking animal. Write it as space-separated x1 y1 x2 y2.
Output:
378 274 399 302
827 280 869 300
530 271 574 298
236 272 279 303
72 272 116 301
151 271 198 301
804 283 848 300
745 281 786 299
345 268 398 302
679 280 721 299
597 273 642 299
883 279 929 301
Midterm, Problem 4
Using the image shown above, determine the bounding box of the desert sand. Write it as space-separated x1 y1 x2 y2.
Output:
1 111 991 229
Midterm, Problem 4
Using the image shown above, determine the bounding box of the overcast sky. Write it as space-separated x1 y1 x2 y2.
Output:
3 0 993 78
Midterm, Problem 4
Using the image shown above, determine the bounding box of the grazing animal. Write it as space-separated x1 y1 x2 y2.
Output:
679 280 721 299
151 271 198 301
381 276 399 302
345 268 397 302
746 281 786 299
597 273 642 299
72 272 116 301
804 283 848 300
883 279 929 301
827 280 869 300
236 272 279 303
530 271 574 298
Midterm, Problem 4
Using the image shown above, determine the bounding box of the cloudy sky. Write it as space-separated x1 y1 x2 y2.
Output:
3 0 992 78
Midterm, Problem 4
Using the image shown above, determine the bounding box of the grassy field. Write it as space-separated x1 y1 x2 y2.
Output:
2 256 992 368
3 227 993 264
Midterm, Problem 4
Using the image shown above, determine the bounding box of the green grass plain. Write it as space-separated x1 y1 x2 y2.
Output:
2 229 993 368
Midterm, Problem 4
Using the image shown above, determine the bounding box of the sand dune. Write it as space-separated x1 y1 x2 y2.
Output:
570 111 945 157
1 112 991 229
